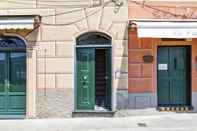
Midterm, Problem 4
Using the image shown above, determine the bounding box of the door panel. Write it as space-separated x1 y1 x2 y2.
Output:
169 47 187 105
95 49 107 108
0 97 6 111
171 80 186 105
77 48 95 110
158 47 189 106
0 53 7 112
10 53 26 92
8 95 26 111
157 48 170 105
8 53 26 113
157 79 170 105
0 52 26 115
106 49 112 110
76 48 112 111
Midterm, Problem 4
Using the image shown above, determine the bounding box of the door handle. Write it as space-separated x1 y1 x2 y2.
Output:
4 79 10 90
83 76 87 80
174 58 177 69
105 76 108 80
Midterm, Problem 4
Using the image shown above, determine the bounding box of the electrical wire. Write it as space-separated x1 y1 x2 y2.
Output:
129 0 197 19
23 0 114 39
6 0 91 7
5 0 111 18
24 1 112 38
130 0 181 18
42 8 84 18
41 1 111 26
129 0 197 8
24 25 40 38
41 8 100 26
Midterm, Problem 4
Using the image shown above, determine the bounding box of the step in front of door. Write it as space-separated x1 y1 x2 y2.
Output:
158 106 193 112
72 111 115 117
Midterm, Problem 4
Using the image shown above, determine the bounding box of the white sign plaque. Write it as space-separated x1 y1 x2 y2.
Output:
135 21 197 38
158 64 168 70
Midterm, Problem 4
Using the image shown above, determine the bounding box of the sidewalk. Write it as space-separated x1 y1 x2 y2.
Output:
0 111 197 131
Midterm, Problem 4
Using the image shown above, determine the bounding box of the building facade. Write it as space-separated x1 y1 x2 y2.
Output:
128 0 197 111
1 0 197 119
0 0 128 118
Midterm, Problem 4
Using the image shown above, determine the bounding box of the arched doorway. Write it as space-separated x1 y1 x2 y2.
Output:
0 36 26 116
76 32 112 111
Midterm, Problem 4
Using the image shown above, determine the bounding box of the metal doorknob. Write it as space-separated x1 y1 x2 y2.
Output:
105 76 108 80
83 76 87 80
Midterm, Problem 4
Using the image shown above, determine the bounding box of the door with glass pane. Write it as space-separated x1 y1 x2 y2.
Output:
0 52 26 115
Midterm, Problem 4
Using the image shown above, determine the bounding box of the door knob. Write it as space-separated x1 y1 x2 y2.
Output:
105 76 108 80
83 76 87 80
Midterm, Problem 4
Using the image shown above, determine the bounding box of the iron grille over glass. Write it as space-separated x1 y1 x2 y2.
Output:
0 37 26 51
77 32 111 45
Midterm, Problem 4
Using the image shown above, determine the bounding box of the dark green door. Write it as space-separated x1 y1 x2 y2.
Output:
106 49 112 110
158 47 189 106
0 52 26 115
76 48 112 110
77 48 95 110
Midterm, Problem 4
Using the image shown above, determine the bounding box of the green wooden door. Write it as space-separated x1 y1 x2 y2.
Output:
158 47 189 106
106 48 112 110
0 53 7 113
77 48 95 110
0 52 26 115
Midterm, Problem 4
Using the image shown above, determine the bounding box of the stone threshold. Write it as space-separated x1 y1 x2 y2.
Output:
0 115 26 119
72 110 116 117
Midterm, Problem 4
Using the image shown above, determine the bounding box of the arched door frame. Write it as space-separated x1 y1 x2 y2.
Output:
74 31 114 111
0 33 36 118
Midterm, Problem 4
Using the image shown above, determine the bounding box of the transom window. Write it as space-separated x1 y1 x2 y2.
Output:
0 36 26 51
77 32 111 45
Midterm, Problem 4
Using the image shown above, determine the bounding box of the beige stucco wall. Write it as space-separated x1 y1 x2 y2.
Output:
0 0 128 117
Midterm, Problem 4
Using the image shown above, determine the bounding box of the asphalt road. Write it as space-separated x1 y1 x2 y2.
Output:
0 113 197 131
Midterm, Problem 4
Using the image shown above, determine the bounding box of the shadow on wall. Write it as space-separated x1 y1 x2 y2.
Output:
116 25 129 109
26 27 40 54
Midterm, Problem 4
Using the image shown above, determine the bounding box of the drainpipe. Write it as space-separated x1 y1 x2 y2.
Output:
44 48 47 97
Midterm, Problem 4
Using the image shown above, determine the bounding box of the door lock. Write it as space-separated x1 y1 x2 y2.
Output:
105 76 108 80
83 82 86 85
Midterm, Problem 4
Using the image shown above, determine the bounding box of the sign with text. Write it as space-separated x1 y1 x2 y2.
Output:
158 64 168 71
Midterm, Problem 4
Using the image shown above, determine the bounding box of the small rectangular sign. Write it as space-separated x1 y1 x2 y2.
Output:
158 64 168 70
115 70 128 79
